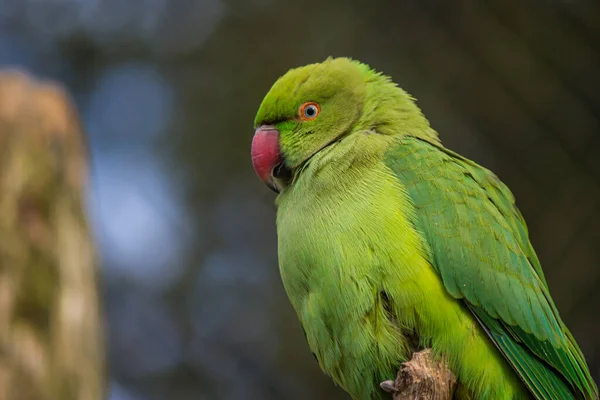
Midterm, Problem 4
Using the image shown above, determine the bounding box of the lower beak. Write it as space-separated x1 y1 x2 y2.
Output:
266 174 280 193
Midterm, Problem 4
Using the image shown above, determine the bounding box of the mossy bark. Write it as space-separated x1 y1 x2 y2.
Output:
0 71 104 400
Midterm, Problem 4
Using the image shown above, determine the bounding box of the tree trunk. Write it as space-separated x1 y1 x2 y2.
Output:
0 71 105 400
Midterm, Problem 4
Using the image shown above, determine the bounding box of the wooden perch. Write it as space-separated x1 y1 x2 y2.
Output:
0 71 104 400
380 349 457 400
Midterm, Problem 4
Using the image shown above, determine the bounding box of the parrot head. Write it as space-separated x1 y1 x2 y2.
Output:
251 57 434 192
252 57 368 192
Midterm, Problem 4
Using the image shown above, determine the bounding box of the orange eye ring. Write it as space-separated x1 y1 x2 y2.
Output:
299 102 320 121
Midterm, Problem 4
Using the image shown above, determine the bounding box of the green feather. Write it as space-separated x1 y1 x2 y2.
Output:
386 135 598 399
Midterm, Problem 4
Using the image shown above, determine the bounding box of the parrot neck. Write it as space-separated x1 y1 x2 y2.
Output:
279 128 399 203
355 69 440 143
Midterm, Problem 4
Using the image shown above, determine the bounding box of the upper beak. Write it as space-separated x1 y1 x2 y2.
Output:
251 125 282 193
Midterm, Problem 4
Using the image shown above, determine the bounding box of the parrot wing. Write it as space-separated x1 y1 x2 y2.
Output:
386 135 598 400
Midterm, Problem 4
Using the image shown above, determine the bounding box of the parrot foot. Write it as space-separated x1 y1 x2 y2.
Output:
379 349 456 400
380 380 397 393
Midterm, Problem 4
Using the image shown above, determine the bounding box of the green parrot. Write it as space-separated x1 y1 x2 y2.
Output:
250 57 598 400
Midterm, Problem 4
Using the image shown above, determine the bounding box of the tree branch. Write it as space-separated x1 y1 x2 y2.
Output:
380 349 457 400
0 70 104 400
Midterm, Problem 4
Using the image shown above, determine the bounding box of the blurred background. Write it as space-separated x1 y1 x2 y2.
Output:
0 0 598 399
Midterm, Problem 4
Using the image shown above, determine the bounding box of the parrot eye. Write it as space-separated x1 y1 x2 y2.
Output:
299 102 320 121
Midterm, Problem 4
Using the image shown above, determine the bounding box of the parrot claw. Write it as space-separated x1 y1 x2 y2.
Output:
379 380 397 393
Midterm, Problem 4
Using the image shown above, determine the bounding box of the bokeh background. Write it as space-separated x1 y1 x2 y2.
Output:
1 0 599 399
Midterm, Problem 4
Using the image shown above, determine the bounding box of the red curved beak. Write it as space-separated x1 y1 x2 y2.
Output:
251 125 281 193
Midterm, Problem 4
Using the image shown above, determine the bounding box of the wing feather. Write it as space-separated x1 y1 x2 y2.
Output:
386 136 598 400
